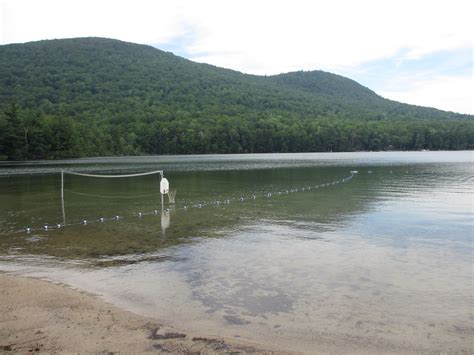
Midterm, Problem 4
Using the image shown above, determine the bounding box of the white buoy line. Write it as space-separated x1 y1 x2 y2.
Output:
17 171 359 234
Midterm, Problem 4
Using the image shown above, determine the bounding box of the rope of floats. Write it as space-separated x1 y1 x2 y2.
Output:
18 170 359 234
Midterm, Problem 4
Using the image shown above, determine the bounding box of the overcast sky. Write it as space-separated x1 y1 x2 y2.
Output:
1 0 472 114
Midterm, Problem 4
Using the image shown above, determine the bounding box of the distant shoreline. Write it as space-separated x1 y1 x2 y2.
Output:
1 148 474 163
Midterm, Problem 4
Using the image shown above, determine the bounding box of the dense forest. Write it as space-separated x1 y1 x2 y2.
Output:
0 37 472 160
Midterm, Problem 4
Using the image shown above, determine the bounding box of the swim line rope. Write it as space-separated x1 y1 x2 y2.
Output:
14 170 358 234
63 170 164 178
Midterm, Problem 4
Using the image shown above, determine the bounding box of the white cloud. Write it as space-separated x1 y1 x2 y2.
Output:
380 75 473 115
1 0 471 71
0 0 472 114
0 0 188 45
181 0 472 74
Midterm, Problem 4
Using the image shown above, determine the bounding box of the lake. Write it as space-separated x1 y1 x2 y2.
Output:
0 151 472 352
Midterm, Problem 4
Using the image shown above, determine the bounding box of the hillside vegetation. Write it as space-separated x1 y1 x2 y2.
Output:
0 37 472 160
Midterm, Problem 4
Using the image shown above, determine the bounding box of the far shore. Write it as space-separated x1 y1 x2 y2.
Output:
0 149 472 164
0 273 277 353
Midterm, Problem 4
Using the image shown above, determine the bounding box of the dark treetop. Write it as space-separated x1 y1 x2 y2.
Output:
0 37 472 160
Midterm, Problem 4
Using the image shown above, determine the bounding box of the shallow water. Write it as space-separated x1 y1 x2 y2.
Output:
0 152 473 352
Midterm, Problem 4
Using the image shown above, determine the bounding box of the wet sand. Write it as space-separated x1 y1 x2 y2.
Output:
0 273 273 353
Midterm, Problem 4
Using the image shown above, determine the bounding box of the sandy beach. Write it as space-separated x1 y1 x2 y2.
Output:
0 273 274 353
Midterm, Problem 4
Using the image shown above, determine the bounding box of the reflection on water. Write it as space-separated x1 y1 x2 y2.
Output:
0 152 473 352
161 209 171 233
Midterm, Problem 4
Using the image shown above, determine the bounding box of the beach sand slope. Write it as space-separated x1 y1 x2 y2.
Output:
0 273 276 353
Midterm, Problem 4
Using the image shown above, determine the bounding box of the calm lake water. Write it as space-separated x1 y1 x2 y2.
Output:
0 152 473 352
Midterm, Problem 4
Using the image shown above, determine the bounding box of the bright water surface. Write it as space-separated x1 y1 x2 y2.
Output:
0 152 473 352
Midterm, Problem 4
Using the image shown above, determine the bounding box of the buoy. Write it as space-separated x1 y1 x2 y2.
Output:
44 225 48 231
26 227 31 233
160 177 170 194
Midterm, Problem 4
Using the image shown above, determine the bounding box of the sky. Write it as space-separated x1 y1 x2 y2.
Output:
1 0 472 114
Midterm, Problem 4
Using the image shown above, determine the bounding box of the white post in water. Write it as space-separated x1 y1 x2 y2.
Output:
61 170 66 226
159 172 170 214
160 171 164 212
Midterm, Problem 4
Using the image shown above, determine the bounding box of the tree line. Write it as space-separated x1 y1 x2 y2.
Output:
1 104 472 160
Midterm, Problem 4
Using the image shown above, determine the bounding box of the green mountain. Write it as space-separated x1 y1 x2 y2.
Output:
0 37 472 159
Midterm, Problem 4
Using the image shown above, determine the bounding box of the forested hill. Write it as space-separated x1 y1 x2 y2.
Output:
0 37 472 160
